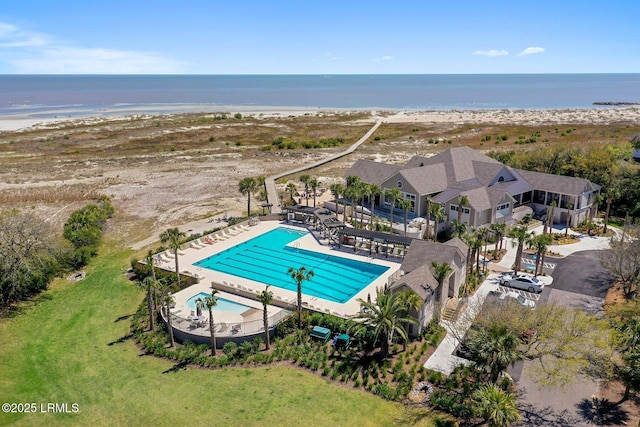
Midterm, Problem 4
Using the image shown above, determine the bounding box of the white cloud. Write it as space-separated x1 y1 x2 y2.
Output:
473 50 509 57
372 55 393 62
0 21 185 73
518 47 545 56
0 21 50 47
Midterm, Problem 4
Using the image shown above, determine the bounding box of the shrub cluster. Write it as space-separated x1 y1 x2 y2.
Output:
63 195 114 269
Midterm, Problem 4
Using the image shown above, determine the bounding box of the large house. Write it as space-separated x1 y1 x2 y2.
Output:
345 146 600 230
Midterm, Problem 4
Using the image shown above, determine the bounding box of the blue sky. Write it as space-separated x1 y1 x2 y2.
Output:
0 1 638 74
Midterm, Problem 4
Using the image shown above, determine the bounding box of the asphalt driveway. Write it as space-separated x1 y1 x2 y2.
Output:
515 248 615 426
548 250 613 299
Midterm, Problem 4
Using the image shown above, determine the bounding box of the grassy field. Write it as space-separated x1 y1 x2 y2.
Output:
0 243 437 427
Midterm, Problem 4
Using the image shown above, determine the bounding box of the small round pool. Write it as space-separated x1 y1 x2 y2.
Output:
186 292 251 314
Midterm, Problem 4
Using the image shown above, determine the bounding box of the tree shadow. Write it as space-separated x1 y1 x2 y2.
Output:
576 397 630 426
0 293 53 319
107 333 133 346
518 402 584 426
114 313 133 322
162 361 189 374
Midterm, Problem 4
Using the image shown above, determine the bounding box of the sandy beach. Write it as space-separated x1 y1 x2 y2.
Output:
2 105 639 132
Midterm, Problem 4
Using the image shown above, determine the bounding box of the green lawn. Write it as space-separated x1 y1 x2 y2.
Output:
0 245 437 427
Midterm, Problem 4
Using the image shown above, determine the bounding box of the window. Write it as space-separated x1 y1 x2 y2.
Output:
397 181 403 188
498 176 505 182
496 203 510 211
451 205 469 214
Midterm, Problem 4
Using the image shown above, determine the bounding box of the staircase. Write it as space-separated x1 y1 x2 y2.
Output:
441 298 467 322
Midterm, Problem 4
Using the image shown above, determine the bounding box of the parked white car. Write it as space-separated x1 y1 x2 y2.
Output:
499 272 544 293
487 290 536 308
501 291 536 308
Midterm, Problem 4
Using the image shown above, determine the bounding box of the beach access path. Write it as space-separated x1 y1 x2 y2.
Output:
264 120 381 214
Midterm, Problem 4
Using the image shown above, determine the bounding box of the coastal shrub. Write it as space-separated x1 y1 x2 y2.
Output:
62 195 114 269
234 113 242 119
374 382 398 401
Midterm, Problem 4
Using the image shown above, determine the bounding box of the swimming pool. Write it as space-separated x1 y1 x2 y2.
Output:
194 227 389 304
186 292 251 314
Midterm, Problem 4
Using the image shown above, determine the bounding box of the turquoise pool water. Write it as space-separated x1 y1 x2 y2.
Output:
194 227 389 304
186 292 251 314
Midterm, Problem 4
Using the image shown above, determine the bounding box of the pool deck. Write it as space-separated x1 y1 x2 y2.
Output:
161 220 402 321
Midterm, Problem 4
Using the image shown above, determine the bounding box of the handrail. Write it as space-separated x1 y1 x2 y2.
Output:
162 306 292 338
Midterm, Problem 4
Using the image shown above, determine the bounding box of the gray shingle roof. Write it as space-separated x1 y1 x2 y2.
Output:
396 163 448 195
515 169 598 195
390 265 438 300
401 239 467 273
344 159 400 186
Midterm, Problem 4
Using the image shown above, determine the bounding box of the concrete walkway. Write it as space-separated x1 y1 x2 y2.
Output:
264 120 381 213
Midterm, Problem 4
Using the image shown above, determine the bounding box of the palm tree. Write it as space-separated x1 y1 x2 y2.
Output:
431 261 453 313
604 186 620 234
396 289 422 351
450 219 466 239
424 195 433 240
460 229 475 279
286 181 298 204
358 182 368 228
351 287 417 358
431 203 445 242
508 226 532 273
287 266 314 329
309 177 319 208
238 177 258 217
300 174 311 206
457 195 469 225
620 350 640 403
479 227 490 273
589 193 604 236
473 383 522 427
160 284 176 347
365 183 380 229
529 233 553 277
490 222 507 253
385 188 403 231
468 323 522 383
257 285 274 350
143 250 159 331
472 232 484 274
196 289 219 356
565 203 573 237
544 200 557 235
344 185 359 226
160 227 186 287
328 183 344 219
398 199 411 236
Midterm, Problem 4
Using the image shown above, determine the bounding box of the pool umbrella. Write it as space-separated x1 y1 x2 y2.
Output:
367 293 371 304
196 305 202 317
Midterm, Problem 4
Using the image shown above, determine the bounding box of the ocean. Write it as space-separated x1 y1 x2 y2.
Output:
1 74 639 118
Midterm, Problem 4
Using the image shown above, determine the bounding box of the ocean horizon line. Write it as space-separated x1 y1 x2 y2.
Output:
1 72 640 76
